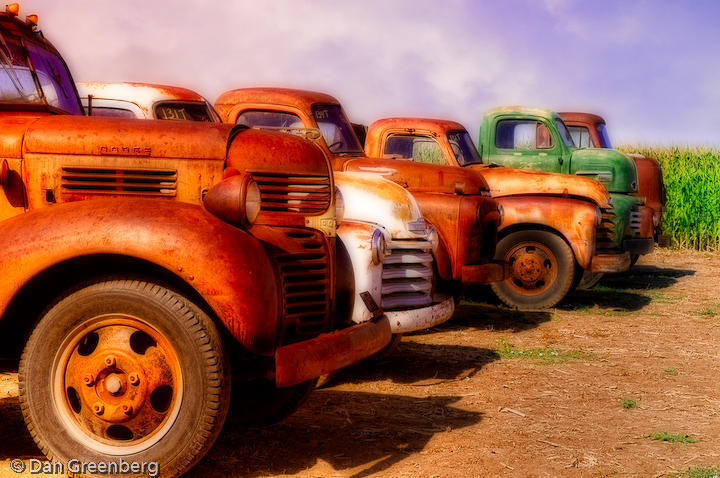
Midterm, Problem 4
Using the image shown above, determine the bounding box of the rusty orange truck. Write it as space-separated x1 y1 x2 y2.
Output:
559 112 667 247
0 6 391 476
364 117 630 308
214 88 505 302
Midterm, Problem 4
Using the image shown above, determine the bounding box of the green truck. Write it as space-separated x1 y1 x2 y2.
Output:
478 107 654 265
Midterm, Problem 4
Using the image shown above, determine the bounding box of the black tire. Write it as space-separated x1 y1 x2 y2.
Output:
490 230 575 309
577 271 604 290
230 377 316 427
19 279 230 478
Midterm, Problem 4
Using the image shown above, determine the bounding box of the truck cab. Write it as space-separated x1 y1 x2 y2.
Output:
0 6 390 476
78 81 456 338
559 112 667 246
214 88 505 295
478 107 655 262
365 117 631 308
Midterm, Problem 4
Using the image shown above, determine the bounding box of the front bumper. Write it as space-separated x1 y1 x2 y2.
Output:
274 316 392 387
385 295 455 334
590 251 631 273
623 237 654 255
461 260 505 284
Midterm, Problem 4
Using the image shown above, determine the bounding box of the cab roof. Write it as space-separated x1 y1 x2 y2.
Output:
215 87 341 112
370 117 467 136
485 106 554 120
558 112 606 125
77 82 206 105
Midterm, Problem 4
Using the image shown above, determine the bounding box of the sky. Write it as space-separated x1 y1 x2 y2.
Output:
16 0 720 146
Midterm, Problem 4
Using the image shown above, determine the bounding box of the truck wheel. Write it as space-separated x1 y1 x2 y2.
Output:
18 279 230 478
230 378 316 426
577 271 604 290
490 230 575 309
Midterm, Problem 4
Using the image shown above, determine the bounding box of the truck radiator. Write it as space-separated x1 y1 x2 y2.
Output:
276 228 332 345
251 172 331 214
381 239 434 310
60 167 177 197
596 208 619 252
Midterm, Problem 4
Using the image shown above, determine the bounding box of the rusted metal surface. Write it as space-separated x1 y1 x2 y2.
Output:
62 317 181 444
591 251 631 273
497 196 598 269
559 112 666 240
274 315 392 387
214 88 502 285
0 198 281 355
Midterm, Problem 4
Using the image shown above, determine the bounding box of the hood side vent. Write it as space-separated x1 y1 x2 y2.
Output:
60 167 177 197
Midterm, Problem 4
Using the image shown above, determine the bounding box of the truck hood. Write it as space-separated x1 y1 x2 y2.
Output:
341 156 489 195
467 164 610 208
335 172 427 239
569 148 638 194
23 115 234 160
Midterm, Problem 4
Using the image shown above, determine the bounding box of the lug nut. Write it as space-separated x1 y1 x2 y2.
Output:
128 372 140 386
121 404 133 415
104 355 116 367
93 402 105 415
82 373 95 387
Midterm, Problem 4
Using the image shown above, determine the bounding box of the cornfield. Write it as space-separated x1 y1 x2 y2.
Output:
621 146 720 250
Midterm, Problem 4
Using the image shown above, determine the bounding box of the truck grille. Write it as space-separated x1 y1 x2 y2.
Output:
276 228 332 345
629 205 643 237
381 239 434 310
596 208 619 252
251 172 331 214
60 167 177 197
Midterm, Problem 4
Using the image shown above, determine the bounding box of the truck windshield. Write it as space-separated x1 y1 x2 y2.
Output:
448 130 483 165
555 118 576 148
0 33 43 105
596 123 612 148
24 41 82 115
310 104 363 154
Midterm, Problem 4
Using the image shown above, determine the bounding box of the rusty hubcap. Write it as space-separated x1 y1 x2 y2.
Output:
53 316 182 454
505 241 558 295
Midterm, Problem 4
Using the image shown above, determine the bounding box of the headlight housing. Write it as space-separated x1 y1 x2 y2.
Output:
245 179 261 224
334 187 345 223
594 207 603 227
371 228 386 265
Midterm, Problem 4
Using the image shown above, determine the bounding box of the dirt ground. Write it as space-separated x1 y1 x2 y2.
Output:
1 249 719 477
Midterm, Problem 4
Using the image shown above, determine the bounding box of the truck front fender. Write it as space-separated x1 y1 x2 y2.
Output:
497 196 598 270
0 198 280 356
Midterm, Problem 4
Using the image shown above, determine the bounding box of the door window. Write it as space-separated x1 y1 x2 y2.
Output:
495 120 554 150
385 134 446 165
568 126 593 148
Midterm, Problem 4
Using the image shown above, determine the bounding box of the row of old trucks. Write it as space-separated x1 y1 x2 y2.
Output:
0 5 665 477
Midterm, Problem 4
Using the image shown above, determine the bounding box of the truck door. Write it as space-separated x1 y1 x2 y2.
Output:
490 118 564 173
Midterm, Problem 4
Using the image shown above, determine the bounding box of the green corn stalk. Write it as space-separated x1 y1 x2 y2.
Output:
621 146 720 251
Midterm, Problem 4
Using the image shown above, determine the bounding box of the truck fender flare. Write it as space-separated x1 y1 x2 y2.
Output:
0 198 280 356
496 196 598 270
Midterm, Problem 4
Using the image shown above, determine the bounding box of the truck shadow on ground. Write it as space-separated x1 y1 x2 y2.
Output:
195 391 482 478
559 265 695 312
330 341 498 386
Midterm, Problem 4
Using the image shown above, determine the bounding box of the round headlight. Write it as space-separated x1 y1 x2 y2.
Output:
245 179 261 224
334 187 345 223
371 228 386 265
